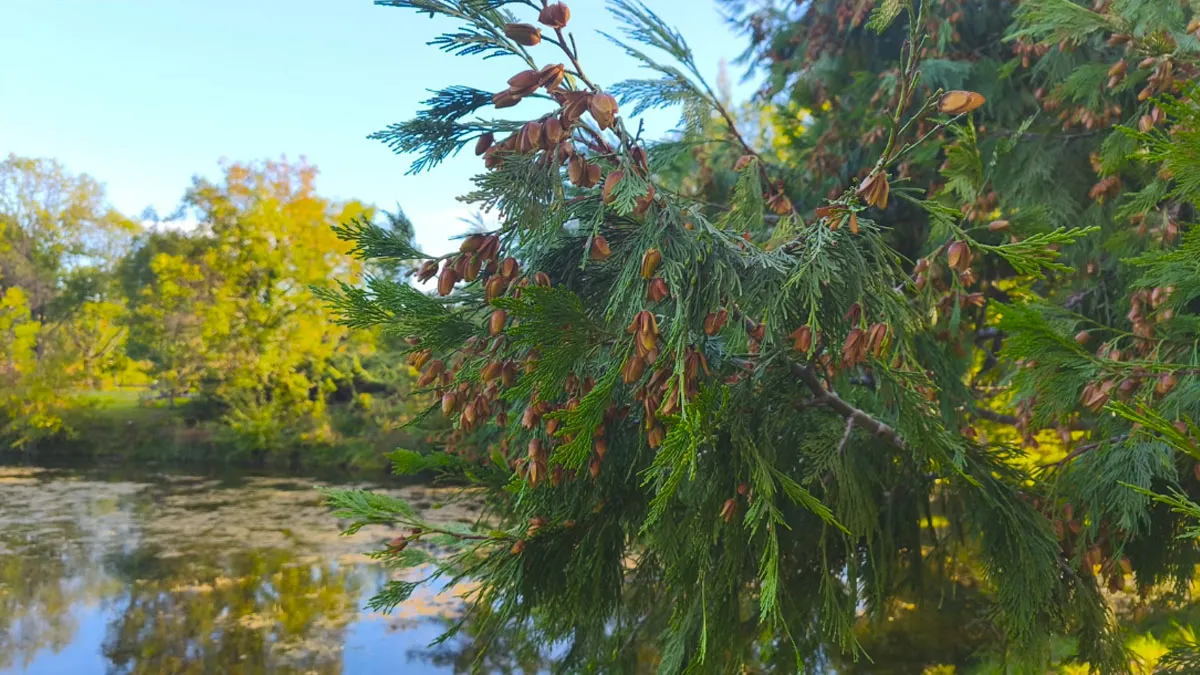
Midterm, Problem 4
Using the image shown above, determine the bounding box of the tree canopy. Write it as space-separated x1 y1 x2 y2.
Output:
0 156 428 463
324 0 1200 672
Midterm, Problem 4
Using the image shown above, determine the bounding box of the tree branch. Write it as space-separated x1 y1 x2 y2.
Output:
791 362 907 450
1043 433 1130 470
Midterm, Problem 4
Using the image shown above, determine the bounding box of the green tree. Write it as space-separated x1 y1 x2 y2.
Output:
129 249 212 403
323 1 1141 671
0 155 136 445
130 159 374 455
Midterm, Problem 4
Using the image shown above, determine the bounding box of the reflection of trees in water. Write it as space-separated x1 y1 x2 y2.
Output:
0 470 373 674
102 547 363 675
0 521 87 670
0 472 135 671
404 612 549 675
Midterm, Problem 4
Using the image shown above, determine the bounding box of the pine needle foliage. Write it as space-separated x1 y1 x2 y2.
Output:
314 0 1200 671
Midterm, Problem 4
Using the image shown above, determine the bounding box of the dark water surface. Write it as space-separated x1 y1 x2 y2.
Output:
0 465 493 674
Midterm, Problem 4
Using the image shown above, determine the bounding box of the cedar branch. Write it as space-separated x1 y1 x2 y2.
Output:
791 362 907 450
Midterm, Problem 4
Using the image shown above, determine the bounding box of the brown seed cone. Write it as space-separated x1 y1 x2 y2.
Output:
841 328 868 366
481 360 503 381
503 22 542 46
441 392 459 416
500 257 520 279
483 147 503 170
474 132 494 156
555 140 574 165
437 265 459 296
521 405 539 430
501 362 518 388
1118 378 1140 399
492 90 521 108
511 540 526 555
478 234 500 260
632 184 656 218
938 90 986 114
464 255 482 282
621 355 646 384
602 170 623 204
947 240 972 272
703 309 728 336
594 437 608 460
647 424 665 449
857 172 890 209
790 325 813 353
987 219 1010 232
647 277 670 303
867 323 889 357
560 91 590 122
488 309 507 336
589 456 602 480
1155 372 1178 396
630 145 649 175
460 400 477 426
485 275 506 301
734 154 755 172
417 360 445 387
416 259 438 282
589 92 618 130
1075 330 1090 345
567 154 592 187
847 211 859 234
533 271 551 287
537 63 566 90
583 162 601 187
508 69 541 92
517 121 543 153
637 326 657 354
460 234 486 253
1081 380 1115 411
720 498 737 523
541 116 566 147
590 234 611 261
409 349 432 370
845 302 862 323
640 248 662 279
766 192 793 215
538 2 570 29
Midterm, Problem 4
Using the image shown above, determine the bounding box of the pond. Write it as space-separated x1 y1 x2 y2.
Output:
0 464 505 675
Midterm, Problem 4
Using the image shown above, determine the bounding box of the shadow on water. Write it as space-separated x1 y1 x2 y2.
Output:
0 463 495 675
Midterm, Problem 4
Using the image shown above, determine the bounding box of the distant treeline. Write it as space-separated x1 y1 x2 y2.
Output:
0 154 429 468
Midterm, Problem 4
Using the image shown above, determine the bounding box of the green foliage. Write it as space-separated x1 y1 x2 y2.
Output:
1 155 431 466
321 0 1200 671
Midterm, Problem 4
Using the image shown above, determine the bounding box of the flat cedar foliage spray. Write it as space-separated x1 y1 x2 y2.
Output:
322 0 1200 671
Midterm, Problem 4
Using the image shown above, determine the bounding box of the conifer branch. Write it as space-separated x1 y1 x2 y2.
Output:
790 362 907 450
1043 434 1130 470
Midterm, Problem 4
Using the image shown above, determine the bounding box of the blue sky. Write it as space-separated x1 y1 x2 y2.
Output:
0 0 750 255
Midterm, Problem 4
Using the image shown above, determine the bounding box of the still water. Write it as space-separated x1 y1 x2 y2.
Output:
0 465 502 675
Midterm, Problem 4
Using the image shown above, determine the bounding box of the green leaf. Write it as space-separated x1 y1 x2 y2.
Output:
866 0 904 34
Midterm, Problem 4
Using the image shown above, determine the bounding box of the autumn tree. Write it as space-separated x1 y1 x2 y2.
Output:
0 154 137 445
130 159 375 454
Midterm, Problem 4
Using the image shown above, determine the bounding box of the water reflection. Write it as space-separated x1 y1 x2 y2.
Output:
0 466 483 674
